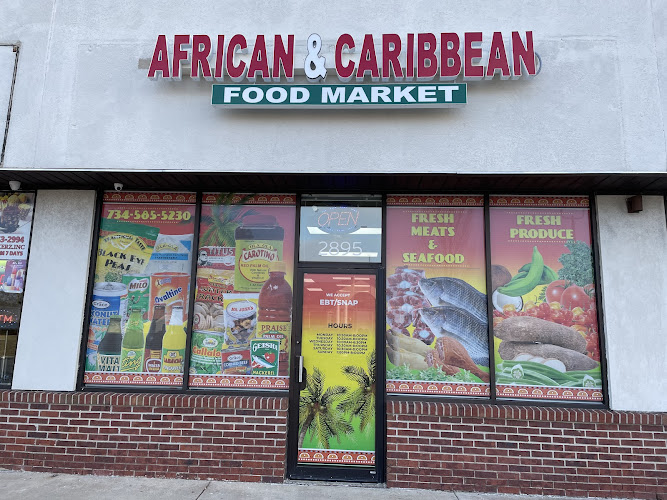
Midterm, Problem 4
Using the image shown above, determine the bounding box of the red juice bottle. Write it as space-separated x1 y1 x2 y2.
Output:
257 261 292 376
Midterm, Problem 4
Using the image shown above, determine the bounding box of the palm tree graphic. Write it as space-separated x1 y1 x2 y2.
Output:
298 367 353 449
199 193 258 247
340 350 376 432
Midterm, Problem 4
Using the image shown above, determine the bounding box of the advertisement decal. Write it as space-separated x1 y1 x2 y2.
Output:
83 192 196 387
489 195 602 402
188 193 295 390
385 197 490 397
298 273 376 467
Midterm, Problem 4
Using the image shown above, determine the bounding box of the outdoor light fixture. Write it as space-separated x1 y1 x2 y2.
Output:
8 180 20 191
626 195 643 213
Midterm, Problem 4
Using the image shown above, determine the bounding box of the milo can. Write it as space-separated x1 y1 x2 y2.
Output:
122 275 150 321
189 331 223 375
250 338 280 376
87 282 128 371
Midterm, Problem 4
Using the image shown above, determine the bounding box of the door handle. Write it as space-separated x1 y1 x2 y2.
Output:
297 355 304 383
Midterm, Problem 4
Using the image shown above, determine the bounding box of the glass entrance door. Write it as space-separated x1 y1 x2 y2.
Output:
287 271 382 482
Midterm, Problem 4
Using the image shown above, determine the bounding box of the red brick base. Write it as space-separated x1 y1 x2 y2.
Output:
2 391 666 498
386 401 667 498
0 390 287 482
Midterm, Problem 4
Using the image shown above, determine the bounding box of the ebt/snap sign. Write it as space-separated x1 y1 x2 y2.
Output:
147 32 537 108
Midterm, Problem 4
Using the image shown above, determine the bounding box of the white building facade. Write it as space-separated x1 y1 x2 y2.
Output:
0 1 665 496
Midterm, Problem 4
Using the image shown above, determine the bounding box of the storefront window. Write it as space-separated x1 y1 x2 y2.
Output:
299 195 382 263
83 192 196 387
385 195 490 397
79 191 605 403
489 196 603 402
188 193 295 390
0 192 35 386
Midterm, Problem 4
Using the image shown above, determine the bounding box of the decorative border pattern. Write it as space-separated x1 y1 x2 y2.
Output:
387 195 484 206
489 195 589 208
202 193 296 205
103 192 196 203
298 449 375 466
83 372 182 386
189 374 289 390
386 380 490 397
496 384 603 401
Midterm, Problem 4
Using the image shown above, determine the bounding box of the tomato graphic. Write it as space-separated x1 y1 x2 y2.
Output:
584 284 596 308
560 284 591 310
264 352 276 363
545 280 568 304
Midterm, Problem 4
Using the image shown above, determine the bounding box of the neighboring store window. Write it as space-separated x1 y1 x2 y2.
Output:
490 196 602 402
83 192 196 387
0 192 35 386
385 196 491 397
188 193 295 390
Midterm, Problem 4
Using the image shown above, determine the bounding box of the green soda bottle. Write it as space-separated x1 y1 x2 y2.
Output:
120 307 145 372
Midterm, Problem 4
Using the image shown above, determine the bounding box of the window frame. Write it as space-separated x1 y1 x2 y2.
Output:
75 189 609 409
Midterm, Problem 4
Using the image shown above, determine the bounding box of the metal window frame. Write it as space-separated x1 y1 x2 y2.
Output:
76 189 610 411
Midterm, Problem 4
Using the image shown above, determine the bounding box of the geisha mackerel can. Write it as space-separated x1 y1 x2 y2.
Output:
87 282 128 371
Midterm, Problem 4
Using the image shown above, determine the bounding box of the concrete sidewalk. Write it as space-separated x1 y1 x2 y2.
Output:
0 469 623 500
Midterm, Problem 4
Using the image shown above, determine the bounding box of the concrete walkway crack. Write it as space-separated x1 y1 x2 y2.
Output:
194 480 211 500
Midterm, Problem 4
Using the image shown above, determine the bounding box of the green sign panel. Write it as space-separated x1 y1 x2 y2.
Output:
211 84 466 108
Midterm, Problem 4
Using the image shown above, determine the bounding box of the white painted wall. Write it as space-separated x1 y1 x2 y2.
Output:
0 0 665 174
0 45 16 165
12 190 96 391
596 195 667 412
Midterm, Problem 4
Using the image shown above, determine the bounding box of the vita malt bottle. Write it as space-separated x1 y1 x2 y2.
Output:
96 315 122 372
120 307 145 372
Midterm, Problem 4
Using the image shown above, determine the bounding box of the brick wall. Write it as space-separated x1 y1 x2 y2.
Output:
2 390 666 498
387 401 667 499
0 390 287 482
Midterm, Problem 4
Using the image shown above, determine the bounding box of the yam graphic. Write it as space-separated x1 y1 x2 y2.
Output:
495 316 586 353
498 341 598 371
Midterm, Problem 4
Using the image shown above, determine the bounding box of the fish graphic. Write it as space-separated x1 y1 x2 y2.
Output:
419 277 488 324
418 306 489 366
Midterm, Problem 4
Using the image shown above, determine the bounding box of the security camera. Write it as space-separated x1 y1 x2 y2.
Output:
114 183 123 191
9 180 20 191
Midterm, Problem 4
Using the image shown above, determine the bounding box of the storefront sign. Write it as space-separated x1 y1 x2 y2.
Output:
148 31 536 107
211 83 465 107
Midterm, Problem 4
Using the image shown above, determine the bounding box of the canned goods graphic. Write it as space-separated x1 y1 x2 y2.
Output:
87 282 128 371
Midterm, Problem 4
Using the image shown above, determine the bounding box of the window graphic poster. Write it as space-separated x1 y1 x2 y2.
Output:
0 192 34 293
0 191 34 384
189 193 295 390
298 274 376 467
84 192 196 387
489 196 602 402
385 196 490 397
